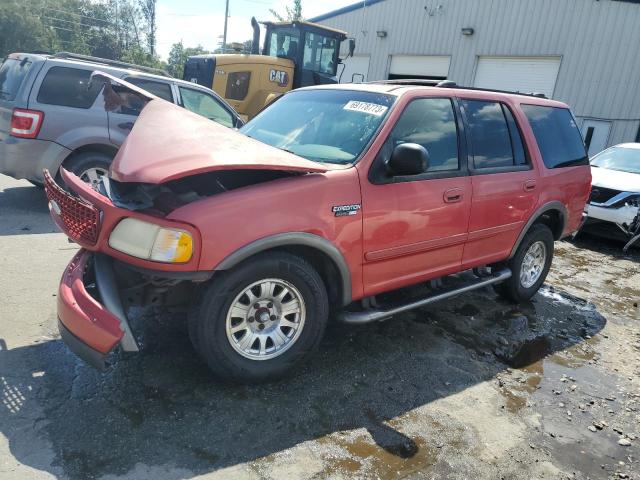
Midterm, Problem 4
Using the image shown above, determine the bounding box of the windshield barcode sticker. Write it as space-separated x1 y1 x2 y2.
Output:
343 101 388 116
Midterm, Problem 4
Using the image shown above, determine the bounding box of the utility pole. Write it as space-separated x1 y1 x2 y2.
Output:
222 0 229 53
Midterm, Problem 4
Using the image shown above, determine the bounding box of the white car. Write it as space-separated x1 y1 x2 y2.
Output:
585 143 640 249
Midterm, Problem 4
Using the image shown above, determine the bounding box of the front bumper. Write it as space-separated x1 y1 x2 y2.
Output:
58 249 138 370
585 203 638 226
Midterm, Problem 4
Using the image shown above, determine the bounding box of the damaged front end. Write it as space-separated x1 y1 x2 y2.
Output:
45 78 334 369
46 160 312 369
100 169 300 215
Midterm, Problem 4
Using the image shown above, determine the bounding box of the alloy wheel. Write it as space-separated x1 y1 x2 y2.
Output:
520 240 547 288
225 278 306 360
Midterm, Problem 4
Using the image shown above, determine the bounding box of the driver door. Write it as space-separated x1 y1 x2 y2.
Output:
359 97 471 296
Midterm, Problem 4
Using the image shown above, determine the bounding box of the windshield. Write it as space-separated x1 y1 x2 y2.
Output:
240 90 395 165
591 146 640 174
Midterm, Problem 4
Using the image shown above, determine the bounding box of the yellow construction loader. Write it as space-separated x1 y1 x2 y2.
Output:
183 18 354 119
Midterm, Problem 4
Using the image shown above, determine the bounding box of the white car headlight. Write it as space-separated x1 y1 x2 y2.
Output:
109 218 193 263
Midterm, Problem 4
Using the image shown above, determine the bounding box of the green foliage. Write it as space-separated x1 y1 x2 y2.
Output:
269 0 303 22
167 42 209 78
0 0 163 71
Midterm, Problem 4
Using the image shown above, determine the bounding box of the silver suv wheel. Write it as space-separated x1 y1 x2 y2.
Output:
225 278 306 360
79 167 108 190
519 240 547 288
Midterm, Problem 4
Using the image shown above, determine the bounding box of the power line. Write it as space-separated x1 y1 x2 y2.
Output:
41 6 112 25
35 14 115 30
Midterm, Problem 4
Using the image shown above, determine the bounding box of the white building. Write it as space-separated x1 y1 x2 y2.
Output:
310 0 640 154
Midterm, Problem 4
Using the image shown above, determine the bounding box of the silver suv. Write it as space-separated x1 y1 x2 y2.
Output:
0 52 243 186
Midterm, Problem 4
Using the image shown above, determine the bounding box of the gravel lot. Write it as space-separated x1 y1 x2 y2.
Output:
1 173 639 480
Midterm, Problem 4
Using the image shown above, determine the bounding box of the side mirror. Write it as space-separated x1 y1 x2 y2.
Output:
386 143 429 176
348 38 356 57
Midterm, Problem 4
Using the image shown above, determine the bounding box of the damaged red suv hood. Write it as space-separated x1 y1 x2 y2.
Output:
110 100 332 184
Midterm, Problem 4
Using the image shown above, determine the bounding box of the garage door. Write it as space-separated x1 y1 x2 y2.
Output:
474 56 561 98
388 55 450 80
339 55 370 83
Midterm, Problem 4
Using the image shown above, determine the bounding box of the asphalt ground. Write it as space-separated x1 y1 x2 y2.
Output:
1 173 639 479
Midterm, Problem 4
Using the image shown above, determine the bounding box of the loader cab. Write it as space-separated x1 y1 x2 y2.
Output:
262 21 346 88
182 20 349 119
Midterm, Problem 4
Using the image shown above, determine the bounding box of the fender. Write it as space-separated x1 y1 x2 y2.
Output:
509 201 567 258
215 232 352 306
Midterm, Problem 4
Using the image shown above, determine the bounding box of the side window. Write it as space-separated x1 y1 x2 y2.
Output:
522 105 589 168
225 72 251 101
461 100 515 169
268 30 300 60
37 67 101 109
178 87 234 128
124 77 173 102
388 98 459 172
303 33 338 74
503 106 527 165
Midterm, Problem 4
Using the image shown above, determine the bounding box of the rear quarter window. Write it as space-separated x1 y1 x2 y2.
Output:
0 58 33 101
37 66 102 109
522 105 588 168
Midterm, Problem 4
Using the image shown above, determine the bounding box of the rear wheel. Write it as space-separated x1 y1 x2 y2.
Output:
494 224 554 302
61 151 112 190
189 252 329 383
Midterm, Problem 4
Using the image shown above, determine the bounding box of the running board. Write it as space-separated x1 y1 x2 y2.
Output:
338 268 512 324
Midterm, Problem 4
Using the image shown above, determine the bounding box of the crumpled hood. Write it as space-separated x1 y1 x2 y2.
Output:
591 165 640 193
109 100 332 184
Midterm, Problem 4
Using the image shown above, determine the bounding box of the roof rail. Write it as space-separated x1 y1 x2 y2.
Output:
368 79 547 99
52 52 172 78
368 79 441 87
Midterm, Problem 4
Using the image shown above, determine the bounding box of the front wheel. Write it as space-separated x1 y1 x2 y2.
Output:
61 151 112 190
189 252 329 383
494 224 554 302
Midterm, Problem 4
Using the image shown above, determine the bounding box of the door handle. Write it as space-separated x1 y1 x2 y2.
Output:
523 180 537 192
444 188 463 203
118 122 135 130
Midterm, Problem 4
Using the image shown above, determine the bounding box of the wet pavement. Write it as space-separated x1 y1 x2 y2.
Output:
1 174 639 479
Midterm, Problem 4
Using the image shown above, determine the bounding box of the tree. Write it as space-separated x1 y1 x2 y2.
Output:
0 0 163 71
167 42 209 77
269 0 303 22
138 0 157 56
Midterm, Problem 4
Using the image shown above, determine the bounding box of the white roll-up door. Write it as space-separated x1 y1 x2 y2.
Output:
389 55 451 79
474 56 561 98
339 55 370 83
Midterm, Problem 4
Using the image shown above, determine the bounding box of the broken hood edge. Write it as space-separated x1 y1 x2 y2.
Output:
109 100 332 184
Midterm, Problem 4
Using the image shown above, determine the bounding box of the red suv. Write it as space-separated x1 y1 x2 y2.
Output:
45 77 591 382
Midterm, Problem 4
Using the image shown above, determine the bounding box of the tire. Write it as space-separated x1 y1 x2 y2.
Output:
61 151 112 189
494 223 554 303
189 252 329 383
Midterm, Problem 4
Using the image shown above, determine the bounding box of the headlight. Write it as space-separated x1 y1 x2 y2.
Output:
109 218 193 263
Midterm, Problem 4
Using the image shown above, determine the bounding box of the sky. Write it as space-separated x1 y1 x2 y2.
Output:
156 0 356 59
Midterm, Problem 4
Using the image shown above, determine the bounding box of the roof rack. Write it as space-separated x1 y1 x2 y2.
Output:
368 79 547 99
52 52 172 78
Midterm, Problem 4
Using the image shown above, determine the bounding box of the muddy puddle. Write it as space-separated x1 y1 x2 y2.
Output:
316 433 438 479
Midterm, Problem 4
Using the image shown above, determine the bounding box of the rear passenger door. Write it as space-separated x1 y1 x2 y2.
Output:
459 99 538 269
360 97 471 296
106 76 175 146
